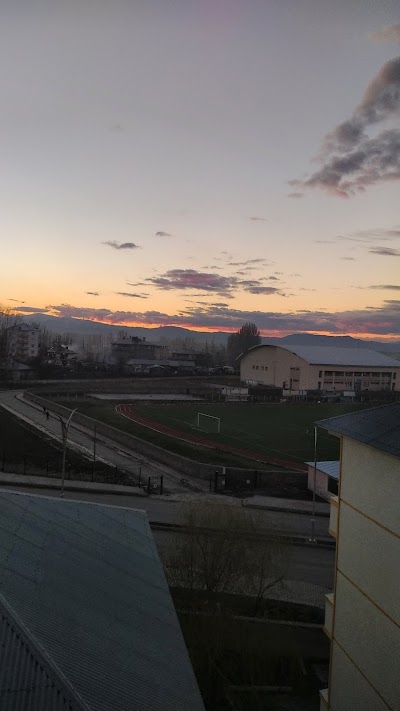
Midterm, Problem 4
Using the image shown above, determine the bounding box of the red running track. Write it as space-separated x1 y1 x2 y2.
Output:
115 403 306 471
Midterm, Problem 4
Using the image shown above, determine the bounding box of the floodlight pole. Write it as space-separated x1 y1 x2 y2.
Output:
57 409 78 497
310 425 318 543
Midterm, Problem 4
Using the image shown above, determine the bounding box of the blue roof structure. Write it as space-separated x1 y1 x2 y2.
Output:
0 491 205 711
305 461 340 480
316 403 400 458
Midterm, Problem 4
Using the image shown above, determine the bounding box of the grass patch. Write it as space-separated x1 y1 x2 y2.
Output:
134 402 369 463
48 398 369 467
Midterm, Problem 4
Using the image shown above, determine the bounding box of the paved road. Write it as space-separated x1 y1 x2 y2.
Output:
0 390 206 493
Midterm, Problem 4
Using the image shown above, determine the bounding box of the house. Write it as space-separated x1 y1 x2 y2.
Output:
111 335 165 362
316 404 400 711
0 491 205 711
305 460 339 500
5 323 40 361
240 344 400 395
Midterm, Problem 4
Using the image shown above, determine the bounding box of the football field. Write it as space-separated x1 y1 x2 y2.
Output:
133 402 367 463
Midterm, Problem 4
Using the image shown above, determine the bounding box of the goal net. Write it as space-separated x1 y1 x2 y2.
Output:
196 412 221 433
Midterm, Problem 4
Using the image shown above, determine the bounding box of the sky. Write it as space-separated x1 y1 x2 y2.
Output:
1 0 399 340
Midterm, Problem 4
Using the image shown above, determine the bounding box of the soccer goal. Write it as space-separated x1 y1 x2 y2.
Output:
196 412 221 433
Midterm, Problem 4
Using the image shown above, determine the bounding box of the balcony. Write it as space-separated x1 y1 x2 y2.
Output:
328 495 338 538
324 592 334 638
319 688 329 710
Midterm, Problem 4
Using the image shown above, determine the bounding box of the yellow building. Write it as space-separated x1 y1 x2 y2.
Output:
317 403 400 711
240 344 400 394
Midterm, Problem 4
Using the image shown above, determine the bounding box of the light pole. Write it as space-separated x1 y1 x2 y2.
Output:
309 424 318 543
57 409 78 497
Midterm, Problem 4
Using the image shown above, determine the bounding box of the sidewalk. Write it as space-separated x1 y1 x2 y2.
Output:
242 494 330 517
0 472 145 497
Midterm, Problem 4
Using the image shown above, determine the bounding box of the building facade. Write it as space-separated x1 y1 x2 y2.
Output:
240 345 400 394
317 404 400 710
6 323 40 361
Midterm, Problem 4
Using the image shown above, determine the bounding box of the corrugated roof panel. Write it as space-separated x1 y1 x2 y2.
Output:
305 461 340 479
0 609 81 711
0 493 205 711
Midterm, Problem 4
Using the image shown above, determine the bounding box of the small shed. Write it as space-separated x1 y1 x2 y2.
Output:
305 460 340 500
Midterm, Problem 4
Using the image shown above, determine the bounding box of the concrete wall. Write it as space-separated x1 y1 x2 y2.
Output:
326 437 400 710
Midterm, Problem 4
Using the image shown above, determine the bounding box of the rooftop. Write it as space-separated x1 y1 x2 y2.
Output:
316 403 400 458
247 344 400 367
305 460 340 480
0 491 204 711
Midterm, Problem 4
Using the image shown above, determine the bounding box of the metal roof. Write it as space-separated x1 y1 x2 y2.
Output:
247 344 400 367
305 461 340 480
316 403 400 458
0 492 205 711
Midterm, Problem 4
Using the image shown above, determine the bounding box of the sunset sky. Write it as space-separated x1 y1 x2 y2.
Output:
1 1 399 339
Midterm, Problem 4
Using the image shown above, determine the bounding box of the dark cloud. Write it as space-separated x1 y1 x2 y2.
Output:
85 291 99 296
102 241 141 250
369 284 400 290
368 24 400 43
42 301 400 337
155 231 173 237
290 56 400 196
14 306 48 313
249 216 268 222
146 269 236 295
369 247 400 256
115 292 148 299
245 286 281 295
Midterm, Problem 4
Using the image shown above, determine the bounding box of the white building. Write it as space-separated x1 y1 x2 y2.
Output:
317 403 400 711
240 344 400 394
306 460 339 501
6 323 40 361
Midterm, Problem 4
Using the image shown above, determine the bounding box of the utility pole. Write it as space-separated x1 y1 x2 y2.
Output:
92 423 97 481
57 409 78 497
309 425 318 543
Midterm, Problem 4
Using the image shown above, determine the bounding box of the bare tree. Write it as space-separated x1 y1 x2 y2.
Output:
166 503 290 610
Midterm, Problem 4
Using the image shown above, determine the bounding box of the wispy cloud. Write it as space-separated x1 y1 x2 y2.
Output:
369 247 400 257
102 241 141 250
287 192 303 199
155 231 173 237
339 257 356 261
85 291 99 296
8 298 25 303
115 292 148 299
146 269 235 295
368 24 400 43
368 284 400 290
290 56 400 196
249 216 268 222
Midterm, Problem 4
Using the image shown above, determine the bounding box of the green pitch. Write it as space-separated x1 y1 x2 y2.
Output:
135 402 368 463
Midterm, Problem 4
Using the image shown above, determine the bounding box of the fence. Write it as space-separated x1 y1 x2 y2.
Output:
211 468 307 496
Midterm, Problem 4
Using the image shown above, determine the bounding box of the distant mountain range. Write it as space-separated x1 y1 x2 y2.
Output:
23 313 400 353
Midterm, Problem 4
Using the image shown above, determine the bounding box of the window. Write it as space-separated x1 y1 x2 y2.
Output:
319 371 322 377
334 371 344 376
255 365 259 370
354 372 362 377
394 373 397 379
325 371 333 376
345 371 353 376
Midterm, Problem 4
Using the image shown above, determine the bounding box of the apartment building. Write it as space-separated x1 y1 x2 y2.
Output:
316 404 400 710
6 323 40 361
